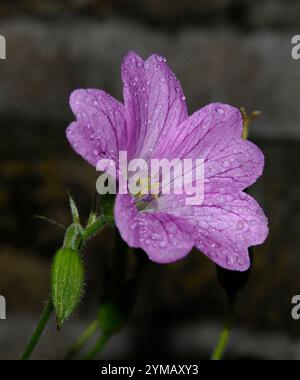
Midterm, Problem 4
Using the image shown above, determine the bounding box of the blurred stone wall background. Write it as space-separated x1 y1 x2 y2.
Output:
0 0 300 359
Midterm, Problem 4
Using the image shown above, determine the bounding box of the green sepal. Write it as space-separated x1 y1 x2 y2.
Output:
63 223 83 250
68 193 80 224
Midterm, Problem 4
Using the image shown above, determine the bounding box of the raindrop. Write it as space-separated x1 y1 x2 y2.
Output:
226 255 234 266
236 220 244 231
239 192 247 200
216 106 224 114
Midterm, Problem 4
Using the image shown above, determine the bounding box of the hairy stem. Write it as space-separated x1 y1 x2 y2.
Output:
81 215 112 241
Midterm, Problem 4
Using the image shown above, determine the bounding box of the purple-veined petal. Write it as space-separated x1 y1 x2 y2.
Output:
121 51 188 161
154 191 268 271
114 194 194 263
164 103 264 191
67 89 127 166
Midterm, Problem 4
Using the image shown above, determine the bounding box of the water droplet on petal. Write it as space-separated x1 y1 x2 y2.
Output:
216 106 224 114
226 255 234 266
160 240 167 248
236 220 244 231
240 192 247 200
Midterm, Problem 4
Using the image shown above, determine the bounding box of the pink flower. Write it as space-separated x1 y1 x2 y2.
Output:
66 51 268 271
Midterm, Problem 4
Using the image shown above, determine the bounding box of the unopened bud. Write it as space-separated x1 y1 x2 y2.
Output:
51 247 84 330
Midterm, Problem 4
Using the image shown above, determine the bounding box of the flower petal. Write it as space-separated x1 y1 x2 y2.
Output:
121 51 188 160
165 103 264 191
114 194 194 263
154 191 268 271
67 89 126 166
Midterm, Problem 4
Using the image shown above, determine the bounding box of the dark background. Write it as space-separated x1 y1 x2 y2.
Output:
0 0 300 359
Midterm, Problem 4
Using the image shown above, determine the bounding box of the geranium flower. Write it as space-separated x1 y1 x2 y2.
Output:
66 51 268 271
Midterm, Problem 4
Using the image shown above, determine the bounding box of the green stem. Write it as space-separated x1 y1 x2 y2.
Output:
20 300 54 360
211 294 236 360
81 215 113 241
64 319 99 360
82 332 111 360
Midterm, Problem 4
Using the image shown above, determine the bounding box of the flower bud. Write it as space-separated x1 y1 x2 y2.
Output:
51 247 84 330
